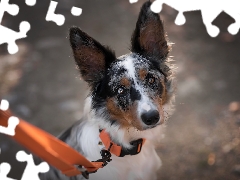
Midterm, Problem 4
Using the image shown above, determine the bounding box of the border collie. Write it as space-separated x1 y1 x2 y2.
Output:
41 1 175 180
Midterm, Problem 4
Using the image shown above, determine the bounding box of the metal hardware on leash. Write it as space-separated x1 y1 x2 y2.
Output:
76 165 90 179
93 149 112 167
78 148 112 179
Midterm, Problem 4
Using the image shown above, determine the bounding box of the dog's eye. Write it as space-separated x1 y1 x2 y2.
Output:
148 77 155 84
117 87 124 94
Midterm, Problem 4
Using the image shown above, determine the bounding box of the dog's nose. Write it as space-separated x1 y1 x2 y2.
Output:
141 110 160 126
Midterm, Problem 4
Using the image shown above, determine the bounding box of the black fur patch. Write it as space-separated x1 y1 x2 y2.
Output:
130 87 141 101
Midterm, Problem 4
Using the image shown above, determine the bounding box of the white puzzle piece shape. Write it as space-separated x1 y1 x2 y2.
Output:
71 6 82 16
0 100 9 111
0 99 19 136
46 1 65 26
0 21 30 54
0 0 19 22
0 163 16 180
0 148 16 180
129 0 138 3
150 0 240 37
0 0 30 54
16 151 49 180
0 116 19 136
25 0 37 6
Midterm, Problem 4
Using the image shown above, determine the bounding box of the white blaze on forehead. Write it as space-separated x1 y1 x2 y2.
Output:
141 102 151 112
120 55 156 114
120 56 136 79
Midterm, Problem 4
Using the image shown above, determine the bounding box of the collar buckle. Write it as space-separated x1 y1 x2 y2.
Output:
119 138 144 157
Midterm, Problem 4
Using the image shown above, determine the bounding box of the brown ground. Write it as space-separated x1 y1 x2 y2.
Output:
0 0 240 179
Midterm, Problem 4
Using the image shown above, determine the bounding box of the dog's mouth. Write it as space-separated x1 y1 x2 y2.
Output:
141 121 162 131
149 123 160 129
132 122 161 131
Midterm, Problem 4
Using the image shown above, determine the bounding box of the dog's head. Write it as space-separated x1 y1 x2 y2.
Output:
69 2 174 131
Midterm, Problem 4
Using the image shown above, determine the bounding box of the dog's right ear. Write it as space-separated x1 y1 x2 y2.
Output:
69 27 116 85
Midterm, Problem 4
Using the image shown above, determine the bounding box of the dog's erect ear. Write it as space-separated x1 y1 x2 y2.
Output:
69 27 116 84
131 1 169 61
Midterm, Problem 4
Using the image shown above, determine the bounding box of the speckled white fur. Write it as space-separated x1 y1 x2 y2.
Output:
117 55 161 128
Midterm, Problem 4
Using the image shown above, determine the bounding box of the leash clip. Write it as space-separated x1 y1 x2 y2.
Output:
77 149 112 179
92 149 112 167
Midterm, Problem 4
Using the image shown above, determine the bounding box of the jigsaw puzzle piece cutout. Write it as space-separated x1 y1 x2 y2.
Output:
71 6 82 16
175 12 186 25
150 0 163 13
0 0 19 18
0 116 19 136
151 0 192 25
16 151 49 180
0 162 16 180
150 0 219 36
201 7 222 37
25 0 37 6
228 23 239 35
0 148 16 180
5 4 19 16
224 8 240 35
46 1 65 26
0 21 30 54
0 99 9 111
129 0 138 3
150 0 240 37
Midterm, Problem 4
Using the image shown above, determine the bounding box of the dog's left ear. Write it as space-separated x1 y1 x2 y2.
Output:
131 1 169 61
69 27 116 85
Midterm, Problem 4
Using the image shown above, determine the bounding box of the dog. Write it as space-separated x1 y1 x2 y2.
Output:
40 1 175 180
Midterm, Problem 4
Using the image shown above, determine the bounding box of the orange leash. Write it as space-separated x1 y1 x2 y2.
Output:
0 109 105 178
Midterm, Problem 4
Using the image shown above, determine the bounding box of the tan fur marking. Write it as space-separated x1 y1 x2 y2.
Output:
120 77 131 88
106 98 129 127
154 96 165 125
160 79 168 104
106 98 143 130
124 102 143 130
139 69 147 80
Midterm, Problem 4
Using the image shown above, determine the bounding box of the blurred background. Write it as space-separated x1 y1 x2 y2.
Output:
0 0 240 179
